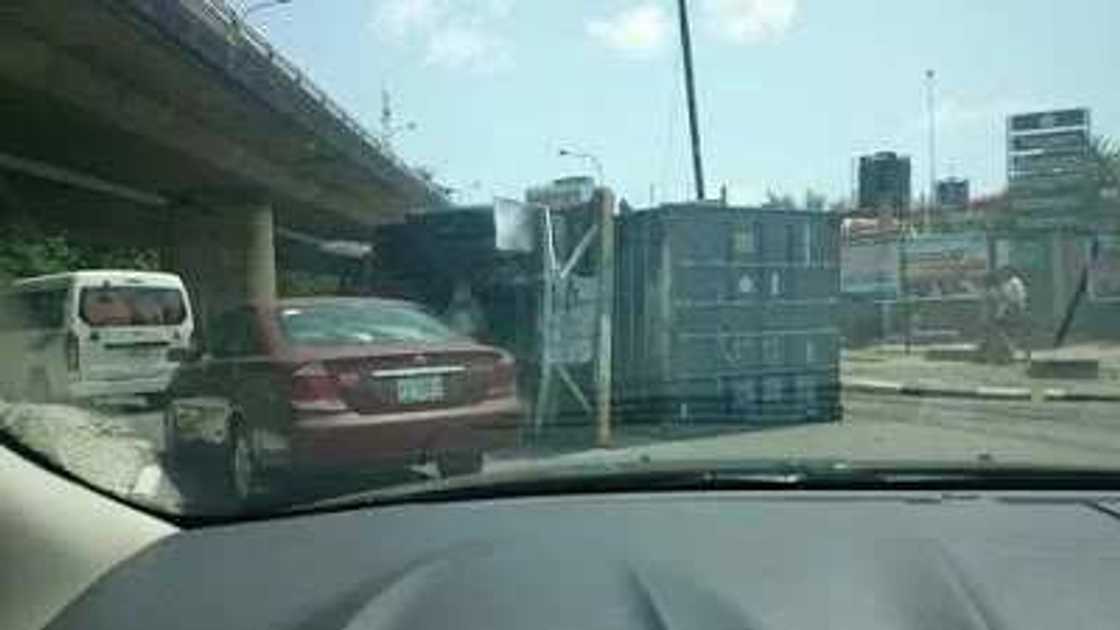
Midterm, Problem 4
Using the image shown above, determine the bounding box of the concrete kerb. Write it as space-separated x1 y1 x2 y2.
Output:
1041 389 1120 403
845 379 1032 402
842 380 905 395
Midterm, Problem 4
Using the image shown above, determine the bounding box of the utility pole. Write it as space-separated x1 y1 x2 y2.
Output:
595 188 616 447
677 0 706 200
925 69 937 231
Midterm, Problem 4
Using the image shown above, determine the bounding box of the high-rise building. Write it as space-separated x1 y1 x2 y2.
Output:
858 152 911 216
935 177 969 209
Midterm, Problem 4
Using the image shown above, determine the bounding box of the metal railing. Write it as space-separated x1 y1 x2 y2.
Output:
181 0 445 202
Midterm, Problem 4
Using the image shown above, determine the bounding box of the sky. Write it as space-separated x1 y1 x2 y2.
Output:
237 0 1120 207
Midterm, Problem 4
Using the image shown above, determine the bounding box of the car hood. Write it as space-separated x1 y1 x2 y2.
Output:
48 493 1120 630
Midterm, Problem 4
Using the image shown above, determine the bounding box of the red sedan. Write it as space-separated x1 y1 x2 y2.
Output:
163 297 524 505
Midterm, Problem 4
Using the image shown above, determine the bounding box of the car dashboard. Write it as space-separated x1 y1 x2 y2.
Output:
44 490 1120 630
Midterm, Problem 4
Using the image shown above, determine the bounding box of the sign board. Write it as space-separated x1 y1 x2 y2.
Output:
904 233 989 298
1009 195 1085 212
1009 108 1089 132
1007 108 1091 210
841 240 899 296
1089 235 1120 302
493 197 537 253
1010 129 1089 152
526 176 595 210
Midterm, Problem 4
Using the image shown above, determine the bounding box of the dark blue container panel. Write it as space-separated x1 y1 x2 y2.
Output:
615 205 842 425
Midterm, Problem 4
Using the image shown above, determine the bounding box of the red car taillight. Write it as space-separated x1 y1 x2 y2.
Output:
65 332 80 373
487 355 517 398
290 363 349 412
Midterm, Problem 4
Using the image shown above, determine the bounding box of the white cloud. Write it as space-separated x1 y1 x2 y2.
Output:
424 25 512 72
587 4 670 58
371 0 515 72
701 0 797 44
373 0 442 40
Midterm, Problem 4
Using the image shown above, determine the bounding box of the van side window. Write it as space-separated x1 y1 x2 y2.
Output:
1 290 67 330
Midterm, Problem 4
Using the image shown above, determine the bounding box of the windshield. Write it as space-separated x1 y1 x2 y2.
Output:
2 0 1119 521
278 302 459 346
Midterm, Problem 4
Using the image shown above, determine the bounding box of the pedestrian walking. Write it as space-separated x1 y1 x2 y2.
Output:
996 266 1031 363
979 271 1012 364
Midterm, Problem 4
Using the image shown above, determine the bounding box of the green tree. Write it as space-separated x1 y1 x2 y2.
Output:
761 189 797 210
0 220 158 285
804 188 827 212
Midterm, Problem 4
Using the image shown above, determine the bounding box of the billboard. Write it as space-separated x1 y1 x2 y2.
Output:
842 240 899 296
904 233 989 298
843 233 991 298
526 176 595 210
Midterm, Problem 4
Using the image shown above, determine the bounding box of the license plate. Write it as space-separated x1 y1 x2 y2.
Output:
397 376 445 404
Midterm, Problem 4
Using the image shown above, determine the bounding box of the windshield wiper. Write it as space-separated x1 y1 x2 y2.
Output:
286 460 1120 517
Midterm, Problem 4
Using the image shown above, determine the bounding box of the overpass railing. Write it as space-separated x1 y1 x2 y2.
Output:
182 0 446 203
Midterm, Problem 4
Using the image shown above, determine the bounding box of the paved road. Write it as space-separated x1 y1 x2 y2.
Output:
487 393 1120 475
16 391 1120 516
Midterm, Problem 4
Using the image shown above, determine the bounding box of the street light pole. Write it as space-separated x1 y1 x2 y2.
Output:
379 89 417 148
899 219 912 354
925 69 937 231
558 149 605 184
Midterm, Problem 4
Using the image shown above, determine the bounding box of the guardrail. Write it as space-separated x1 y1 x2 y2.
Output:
184 0 446 202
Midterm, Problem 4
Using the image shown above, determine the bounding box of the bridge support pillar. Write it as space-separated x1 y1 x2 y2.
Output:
164 203 276 328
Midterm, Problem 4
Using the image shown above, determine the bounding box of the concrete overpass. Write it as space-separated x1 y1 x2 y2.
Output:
0 0 448 320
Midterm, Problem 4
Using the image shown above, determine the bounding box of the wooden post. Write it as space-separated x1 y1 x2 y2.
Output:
596 188 616 447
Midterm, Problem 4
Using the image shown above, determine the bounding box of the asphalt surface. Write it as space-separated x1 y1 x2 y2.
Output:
9 391 1120 517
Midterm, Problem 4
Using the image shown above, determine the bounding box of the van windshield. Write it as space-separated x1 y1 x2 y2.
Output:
79 287 187 327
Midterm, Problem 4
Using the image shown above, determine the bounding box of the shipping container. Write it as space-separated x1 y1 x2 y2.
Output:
614 204 842 425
